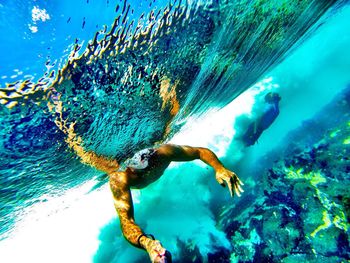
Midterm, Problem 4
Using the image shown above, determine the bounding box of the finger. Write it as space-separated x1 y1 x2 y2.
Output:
154 245 168 262
229 177 236 196
237 184 244 193
237 177 244 186
234 185 241 197
231 177 241 197
218 178 226 187
163 250 172 263
157 254 166 263
227 179 233 197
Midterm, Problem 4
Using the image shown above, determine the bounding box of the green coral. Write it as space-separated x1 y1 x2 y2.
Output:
343 137 350 145
284 166 349 237
284 167 326 187
329 129 340 138
310 210 332 237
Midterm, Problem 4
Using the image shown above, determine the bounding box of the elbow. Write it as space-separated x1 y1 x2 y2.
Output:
198 147 213 159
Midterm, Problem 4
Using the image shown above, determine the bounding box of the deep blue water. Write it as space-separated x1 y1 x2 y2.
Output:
1 0 350 262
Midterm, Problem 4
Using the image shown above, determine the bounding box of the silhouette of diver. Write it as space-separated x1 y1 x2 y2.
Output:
242 92 281 146
88 144 243 262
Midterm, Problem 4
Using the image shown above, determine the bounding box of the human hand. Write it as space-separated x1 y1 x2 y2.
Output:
215 168 244 197
145 239 172 263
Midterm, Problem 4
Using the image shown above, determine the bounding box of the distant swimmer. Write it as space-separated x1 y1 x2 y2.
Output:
242 92 281 146
86 144 243 262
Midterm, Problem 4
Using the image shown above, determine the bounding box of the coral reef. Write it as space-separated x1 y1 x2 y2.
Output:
218 120 350 262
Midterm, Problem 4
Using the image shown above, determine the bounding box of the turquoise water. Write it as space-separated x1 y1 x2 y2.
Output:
1 0 350 262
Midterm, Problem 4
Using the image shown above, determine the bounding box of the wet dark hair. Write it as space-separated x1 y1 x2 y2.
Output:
265 92 281 103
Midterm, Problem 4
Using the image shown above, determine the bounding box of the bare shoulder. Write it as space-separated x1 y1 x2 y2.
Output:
156 144 177 153
156 144 185 156
156 144 200 162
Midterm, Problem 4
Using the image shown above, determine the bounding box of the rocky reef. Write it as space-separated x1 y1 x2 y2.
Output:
217 121 350 262
170 87 350 262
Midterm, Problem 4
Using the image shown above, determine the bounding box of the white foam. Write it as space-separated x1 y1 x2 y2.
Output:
0 183 115 263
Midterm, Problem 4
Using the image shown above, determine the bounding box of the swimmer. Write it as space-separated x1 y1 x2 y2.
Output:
94 144 243 263
52 103 243 262
242 92 281 146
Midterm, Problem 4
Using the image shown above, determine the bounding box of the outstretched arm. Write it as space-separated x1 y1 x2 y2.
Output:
109 173 170 262
157 144 244 197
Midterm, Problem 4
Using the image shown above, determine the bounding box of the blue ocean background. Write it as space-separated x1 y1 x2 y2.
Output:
0 0 349 262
